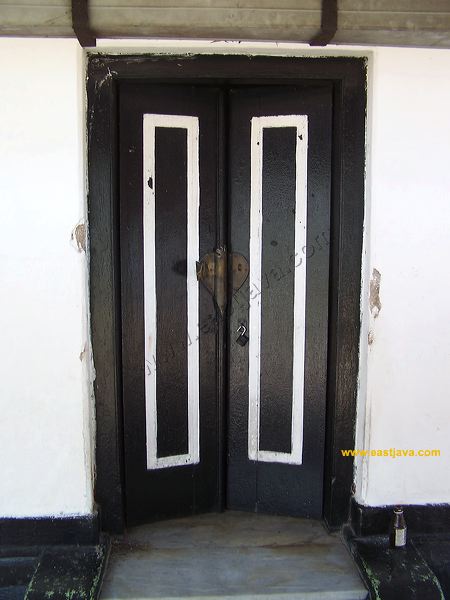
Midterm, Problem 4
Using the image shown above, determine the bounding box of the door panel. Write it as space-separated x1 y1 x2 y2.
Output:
120 84 223 525
227 86 332 517
120 82 332 525
144 115 200 469
257 124 298 457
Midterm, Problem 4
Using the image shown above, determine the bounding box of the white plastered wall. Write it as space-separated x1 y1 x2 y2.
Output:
0 38 94 517
354 47 450 506
0 37 449 518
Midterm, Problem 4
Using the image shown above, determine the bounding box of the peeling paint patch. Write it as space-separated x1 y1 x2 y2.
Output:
369 268 382 318
368 330 374 346
71 222 86 253
79 343 87 362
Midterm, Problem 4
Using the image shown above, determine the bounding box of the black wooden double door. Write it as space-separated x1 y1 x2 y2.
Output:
120 83 332 526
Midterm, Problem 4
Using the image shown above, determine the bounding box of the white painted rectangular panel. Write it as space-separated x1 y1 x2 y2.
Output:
248 115 308 465
143 114 200 470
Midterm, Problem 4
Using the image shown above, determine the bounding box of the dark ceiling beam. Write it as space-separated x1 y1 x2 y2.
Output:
310 0 338 46
72 0 96 47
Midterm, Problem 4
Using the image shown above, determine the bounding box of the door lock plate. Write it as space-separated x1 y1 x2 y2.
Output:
196 249 249 315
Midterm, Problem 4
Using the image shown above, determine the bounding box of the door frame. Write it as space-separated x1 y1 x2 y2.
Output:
87 54 367 533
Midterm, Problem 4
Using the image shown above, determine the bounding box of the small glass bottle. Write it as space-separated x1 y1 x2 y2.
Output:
390 506 407 548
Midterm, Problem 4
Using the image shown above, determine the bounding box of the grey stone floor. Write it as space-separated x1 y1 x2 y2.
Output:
100 512 368 600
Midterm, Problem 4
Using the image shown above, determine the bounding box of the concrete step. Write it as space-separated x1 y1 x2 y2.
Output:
0 586 28 600
0 540 109 600
100 512 368 600
0 556 38 588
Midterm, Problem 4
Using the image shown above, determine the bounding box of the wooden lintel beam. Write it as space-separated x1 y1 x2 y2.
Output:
310 0 338 46
72 0 96 47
